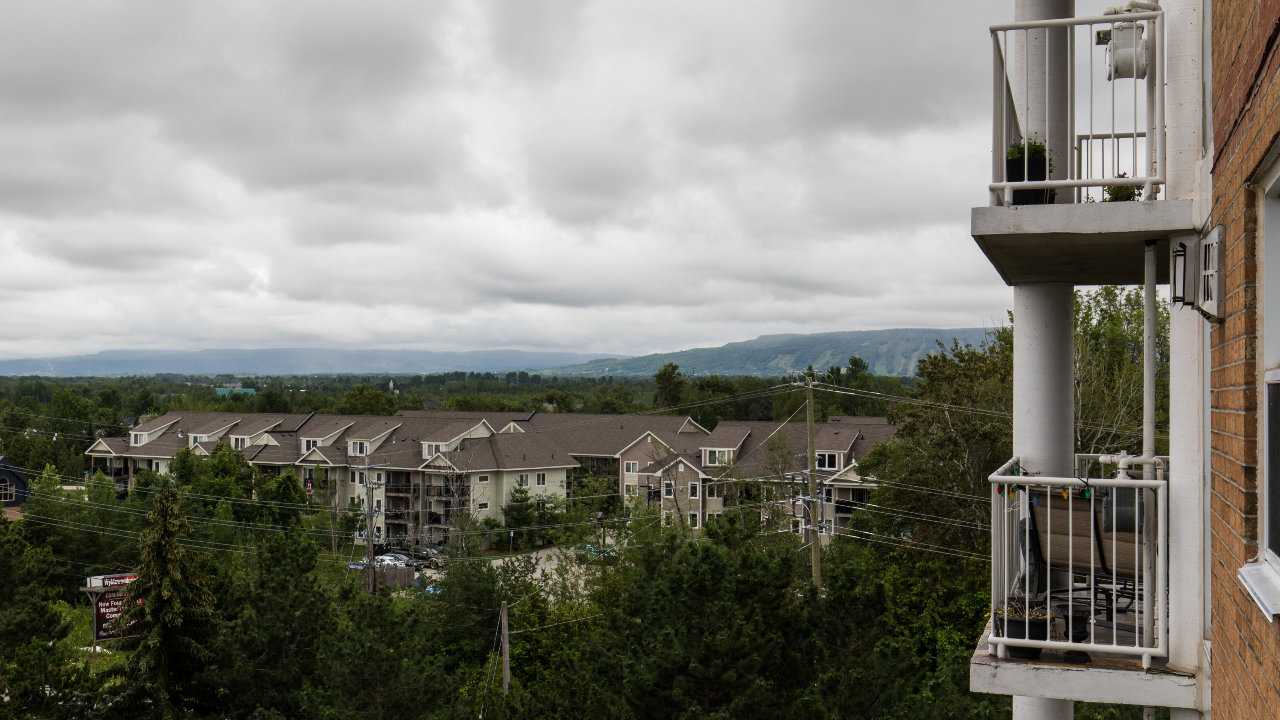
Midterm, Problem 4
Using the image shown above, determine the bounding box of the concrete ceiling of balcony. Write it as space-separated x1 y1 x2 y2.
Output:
971 200 1197 286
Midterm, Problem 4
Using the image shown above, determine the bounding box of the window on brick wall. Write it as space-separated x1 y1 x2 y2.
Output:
1240 152 1280 616
1263 163 1280 565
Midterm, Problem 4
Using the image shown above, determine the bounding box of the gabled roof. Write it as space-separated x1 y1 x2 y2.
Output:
638 453 710 478
296 416 356 440
86 437 128 456
131 413 183 434
700 423 752 451
434 433 579 473
520 413 708 457
825 416 897 457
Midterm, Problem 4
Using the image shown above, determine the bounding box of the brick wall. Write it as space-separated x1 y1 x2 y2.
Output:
1210 2 1280 716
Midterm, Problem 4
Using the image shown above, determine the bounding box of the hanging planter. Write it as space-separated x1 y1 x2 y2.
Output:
1006 138 1054 205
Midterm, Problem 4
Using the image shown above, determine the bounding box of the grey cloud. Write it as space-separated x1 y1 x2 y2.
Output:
483 0 588 79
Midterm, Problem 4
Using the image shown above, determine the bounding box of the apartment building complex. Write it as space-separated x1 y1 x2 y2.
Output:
87 409 893 547
967 0 1280 717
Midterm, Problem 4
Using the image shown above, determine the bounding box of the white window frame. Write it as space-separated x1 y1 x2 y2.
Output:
536 472 546 487
706 482 718 498
131 432 145 446
816 452 839 470
689 481 699 499
689 512 699 529
478 502 489 511
705 449 728 466
663 481 674 498
477 474 489 484
303 439 319 452
625 484 637 496
350 441 368 456
357 471 365 486
0 480 12 502
624 460 639 474
517 473 529 488
422 442 441 458
233 436 248 450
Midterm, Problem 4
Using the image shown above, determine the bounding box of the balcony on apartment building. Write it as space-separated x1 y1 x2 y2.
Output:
385 497 413 525
385 472 412 496
974 9 1196 286
972 453 1196 707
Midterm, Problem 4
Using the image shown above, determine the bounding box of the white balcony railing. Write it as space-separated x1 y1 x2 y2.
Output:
988 454 1167 668
990 9 1165 206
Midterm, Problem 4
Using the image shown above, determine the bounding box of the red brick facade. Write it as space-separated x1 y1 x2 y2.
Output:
1210 2 1280 716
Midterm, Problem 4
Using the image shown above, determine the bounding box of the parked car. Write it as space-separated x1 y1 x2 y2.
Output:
375 553 412 568
409 546 444 569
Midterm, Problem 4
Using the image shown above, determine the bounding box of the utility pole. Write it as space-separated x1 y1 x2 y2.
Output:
354 455 390 594
806 373 821 588
500 600 511 694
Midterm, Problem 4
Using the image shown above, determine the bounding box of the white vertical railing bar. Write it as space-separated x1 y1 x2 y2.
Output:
1067 24 1076 202
994 31 1004 205
1131 20 1138 185
1154 14 1165 199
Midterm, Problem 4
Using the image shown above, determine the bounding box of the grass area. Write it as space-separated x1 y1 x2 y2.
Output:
54 600 129 673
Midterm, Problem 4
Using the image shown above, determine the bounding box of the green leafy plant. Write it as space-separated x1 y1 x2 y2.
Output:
1102 172 1142 202
1006 137 1049 162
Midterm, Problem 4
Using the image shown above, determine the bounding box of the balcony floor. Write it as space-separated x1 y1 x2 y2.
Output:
970 622 1199 709
971 200 1196 285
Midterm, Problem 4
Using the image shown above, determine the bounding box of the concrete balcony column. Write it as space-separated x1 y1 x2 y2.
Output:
1011 0 1074 190
1012 281 1073 720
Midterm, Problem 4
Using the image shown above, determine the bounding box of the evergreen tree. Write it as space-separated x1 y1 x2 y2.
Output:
0 521 98 718
109 478 220 718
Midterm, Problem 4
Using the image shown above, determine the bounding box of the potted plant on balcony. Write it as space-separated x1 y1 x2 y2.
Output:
1006 138 1054 205
1102 172 1143 202
994 598 1055 659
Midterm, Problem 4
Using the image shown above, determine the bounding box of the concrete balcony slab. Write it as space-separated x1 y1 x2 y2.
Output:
971 200 1196 285
970 624 1200 709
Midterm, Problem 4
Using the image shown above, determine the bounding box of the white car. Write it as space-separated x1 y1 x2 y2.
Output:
375 553 411 568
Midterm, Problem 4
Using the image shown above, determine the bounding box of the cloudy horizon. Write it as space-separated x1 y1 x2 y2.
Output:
0 1 1055 361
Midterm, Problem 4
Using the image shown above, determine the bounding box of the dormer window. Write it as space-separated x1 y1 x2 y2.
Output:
350 441 368 456
131 432 145 446
233 437 248 450
303 439 319 452
705 449 729 466
189 435 207 448
816 452 840 470
422 442 442 459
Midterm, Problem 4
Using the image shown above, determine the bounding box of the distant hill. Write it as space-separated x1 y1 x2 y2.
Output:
0 348 626 377
543 328 993 378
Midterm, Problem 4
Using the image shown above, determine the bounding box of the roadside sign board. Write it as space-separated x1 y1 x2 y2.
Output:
82 573 139 641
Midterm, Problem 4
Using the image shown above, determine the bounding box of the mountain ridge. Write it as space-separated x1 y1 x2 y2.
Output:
0 328 995 377
542 327 993 377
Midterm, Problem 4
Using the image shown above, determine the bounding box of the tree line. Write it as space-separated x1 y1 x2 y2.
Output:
0 286 1167 718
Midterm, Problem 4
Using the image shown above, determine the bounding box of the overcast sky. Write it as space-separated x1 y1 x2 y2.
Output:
0 0 1042 360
